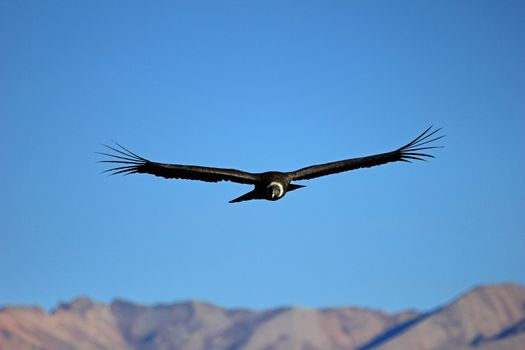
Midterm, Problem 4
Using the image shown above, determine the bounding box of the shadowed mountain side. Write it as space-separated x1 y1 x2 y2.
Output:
0 284 523 350
110 301 412 350
470 318 525 350
228 307 417 350
366 283 525 350
110 299 259 350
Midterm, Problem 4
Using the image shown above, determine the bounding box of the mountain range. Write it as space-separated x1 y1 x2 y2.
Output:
0 283 524 350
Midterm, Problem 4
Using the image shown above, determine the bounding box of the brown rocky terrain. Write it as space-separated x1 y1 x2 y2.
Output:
0 283 523 350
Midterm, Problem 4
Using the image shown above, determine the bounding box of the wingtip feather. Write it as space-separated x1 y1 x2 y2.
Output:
98 142 148 176
399 126 444 163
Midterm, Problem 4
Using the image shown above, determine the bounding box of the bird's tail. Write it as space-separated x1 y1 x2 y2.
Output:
288 184 305 192
229 190 259 203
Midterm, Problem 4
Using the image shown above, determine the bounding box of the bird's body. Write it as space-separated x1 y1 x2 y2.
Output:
100 126 443 203
228 172 305 203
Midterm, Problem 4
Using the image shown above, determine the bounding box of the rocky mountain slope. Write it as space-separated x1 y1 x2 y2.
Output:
1 284 523 350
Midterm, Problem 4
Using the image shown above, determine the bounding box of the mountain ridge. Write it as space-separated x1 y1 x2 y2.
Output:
1 283 523 350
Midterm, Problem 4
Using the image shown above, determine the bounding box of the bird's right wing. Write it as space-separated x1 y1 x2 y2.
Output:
289 126 443 181
99 143 260 185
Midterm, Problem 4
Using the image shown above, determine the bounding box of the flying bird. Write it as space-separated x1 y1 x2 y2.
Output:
99 126 443 203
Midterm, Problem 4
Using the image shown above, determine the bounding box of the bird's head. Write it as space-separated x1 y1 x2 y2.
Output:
266 182 284 200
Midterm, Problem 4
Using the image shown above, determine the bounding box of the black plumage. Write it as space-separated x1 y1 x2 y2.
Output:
99 126 443 203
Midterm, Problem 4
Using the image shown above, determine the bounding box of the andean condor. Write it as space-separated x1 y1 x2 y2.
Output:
99 126 443 203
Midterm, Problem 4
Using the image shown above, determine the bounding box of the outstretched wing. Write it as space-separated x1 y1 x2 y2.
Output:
289 126 444 181
99 143 260 185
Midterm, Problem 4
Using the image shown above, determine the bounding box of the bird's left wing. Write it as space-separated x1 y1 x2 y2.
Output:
289 126 443 181
99 143 259 185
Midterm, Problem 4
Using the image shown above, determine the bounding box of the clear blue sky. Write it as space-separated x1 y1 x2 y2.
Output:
1 0 524 312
